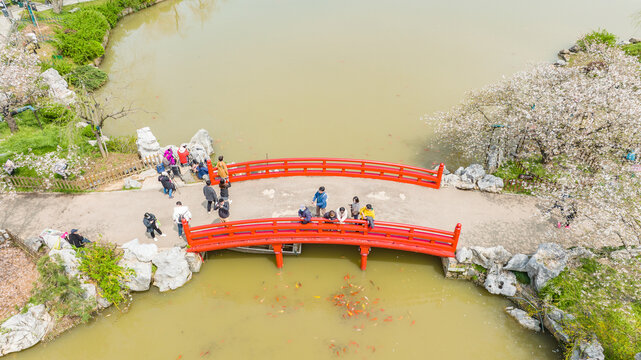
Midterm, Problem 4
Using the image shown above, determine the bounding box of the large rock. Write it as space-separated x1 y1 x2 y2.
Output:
21 237 43 252
634 352 641 360
189 129 214 159
569 337 605 360
121 238 158 263
48 248 80 277
442 174 461 187
469 246 512 268
567 246 594 261
484 264 517 296
454 167 465 176
544 306 575 343
123 177 142 189
80 282 99 309
526 243 568 291
136 127 161 159
455 180 476 190
184 252 203 273
477 174 504 193
504 254 530 272
505 306 541 332
455 247 473 263
40 68 76 105
152 247 192 292
118 252 152 291
0 304 52 356
39 229 71 250
461 164 486 183
188 142 209 164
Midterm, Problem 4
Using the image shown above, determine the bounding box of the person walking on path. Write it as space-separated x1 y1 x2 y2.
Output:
219 178 230 201
359 204 375 228
298 205 312 224
203 180 218 213
214 198 230 222
216 155 229 183
173 201 192 238
312 186 328 217
143 212 166 241
350 196 360 220
337 207 349 224
158 172 175 198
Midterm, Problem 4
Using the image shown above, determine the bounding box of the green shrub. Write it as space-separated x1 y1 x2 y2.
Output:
78 242 134 307
69 65 108 90
37 103 76 125
40 58 75 76
28 255 93 322
106 135 137 153
622 42 641 61
89 2 124 28
80 124 95 139
577 29 617 49
0 126 62 155
54 10 109 64
512 271 531 284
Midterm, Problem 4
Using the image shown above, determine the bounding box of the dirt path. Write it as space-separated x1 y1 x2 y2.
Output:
0 176 613 254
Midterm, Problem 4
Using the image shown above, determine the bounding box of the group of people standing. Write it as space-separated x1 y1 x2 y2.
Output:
146 154 231 241
299 187 376 228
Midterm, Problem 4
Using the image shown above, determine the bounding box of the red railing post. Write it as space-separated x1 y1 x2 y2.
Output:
436 163 445 189
273 244 284 268
451 223 462 253
182 218 192 246
359 246 370 270
207 159 215 184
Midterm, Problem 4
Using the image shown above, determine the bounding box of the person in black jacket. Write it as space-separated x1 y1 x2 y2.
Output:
143 212 165 241
203 180 218 213
219 178 230 201
214 199 230 222
158 172 175 198
66 229 91 248
298 205 312 224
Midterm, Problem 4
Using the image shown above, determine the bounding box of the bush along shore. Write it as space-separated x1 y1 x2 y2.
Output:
0 229 203 357
431 29 641 360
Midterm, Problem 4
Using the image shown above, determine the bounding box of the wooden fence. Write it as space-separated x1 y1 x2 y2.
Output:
1 155 162 193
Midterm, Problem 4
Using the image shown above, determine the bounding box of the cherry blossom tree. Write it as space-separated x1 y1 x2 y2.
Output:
0 34 45 133
427 44 641 245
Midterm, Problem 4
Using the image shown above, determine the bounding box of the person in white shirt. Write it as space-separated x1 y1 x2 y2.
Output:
337 207 349 224
172 201 192 238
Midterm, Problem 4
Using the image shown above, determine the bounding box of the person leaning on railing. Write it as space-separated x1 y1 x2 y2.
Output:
359 204 375 228
298 205 312 224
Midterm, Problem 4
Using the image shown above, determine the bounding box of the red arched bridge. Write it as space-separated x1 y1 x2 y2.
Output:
206 157 445 189
186 158 458 270
183 218 461 270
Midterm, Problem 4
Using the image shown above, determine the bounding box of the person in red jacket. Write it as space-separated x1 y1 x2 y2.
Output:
177 145 190 166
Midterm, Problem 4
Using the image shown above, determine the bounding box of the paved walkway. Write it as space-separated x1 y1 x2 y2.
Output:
0 176 614 254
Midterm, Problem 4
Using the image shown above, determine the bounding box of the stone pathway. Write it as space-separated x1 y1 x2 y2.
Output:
0 176 618 254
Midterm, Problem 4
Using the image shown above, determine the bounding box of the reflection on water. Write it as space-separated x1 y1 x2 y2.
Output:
98 0 640 167
10 247 561 359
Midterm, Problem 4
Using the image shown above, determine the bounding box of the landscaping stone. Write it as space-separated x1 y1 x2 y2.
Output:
554 60 567 67
526 243 567 291
40 68 76 105
80 282 98 308
39 229 71 250
455 180 476 190
123 178 142 189
484 264 517 296
121 238 158 263
87 136 110 147
461 164 485 183
477 174 504 193
455 247 473 263
454 167 465 176
569 337 605 360
119 252 152 291
567 246 594 260
609 249 633 262
504 254 530 272
629 37 640 44
442 174 461 187
48 248 80 277
75 121 89 128
136 127 161 158
21 236 43 252
544 306 575 343
469 245 512 268
184 252 203 273
0 304 52 356
505 306 540 332
152 247 192 292
189 129 214 163
634 352 641 360
569 44 581 52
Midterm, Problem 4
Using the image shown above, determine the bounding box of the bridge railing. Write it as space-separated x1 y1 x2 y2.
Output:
183 217 461 269
207 158 444 189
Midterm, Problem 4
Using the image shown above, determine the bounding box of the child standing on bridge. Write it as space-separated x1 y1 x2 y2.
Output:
173 201 192 238
312 186 328 217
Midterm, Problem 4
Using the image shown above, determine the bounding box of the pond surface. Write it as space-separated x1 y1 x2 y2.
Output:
98 0 640 167
11 247 561 359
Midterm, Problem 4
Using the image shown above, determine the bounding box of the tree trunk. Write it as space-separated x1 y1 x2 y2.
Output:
5 113 18 133
52 0 63 14
93 128 107 158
